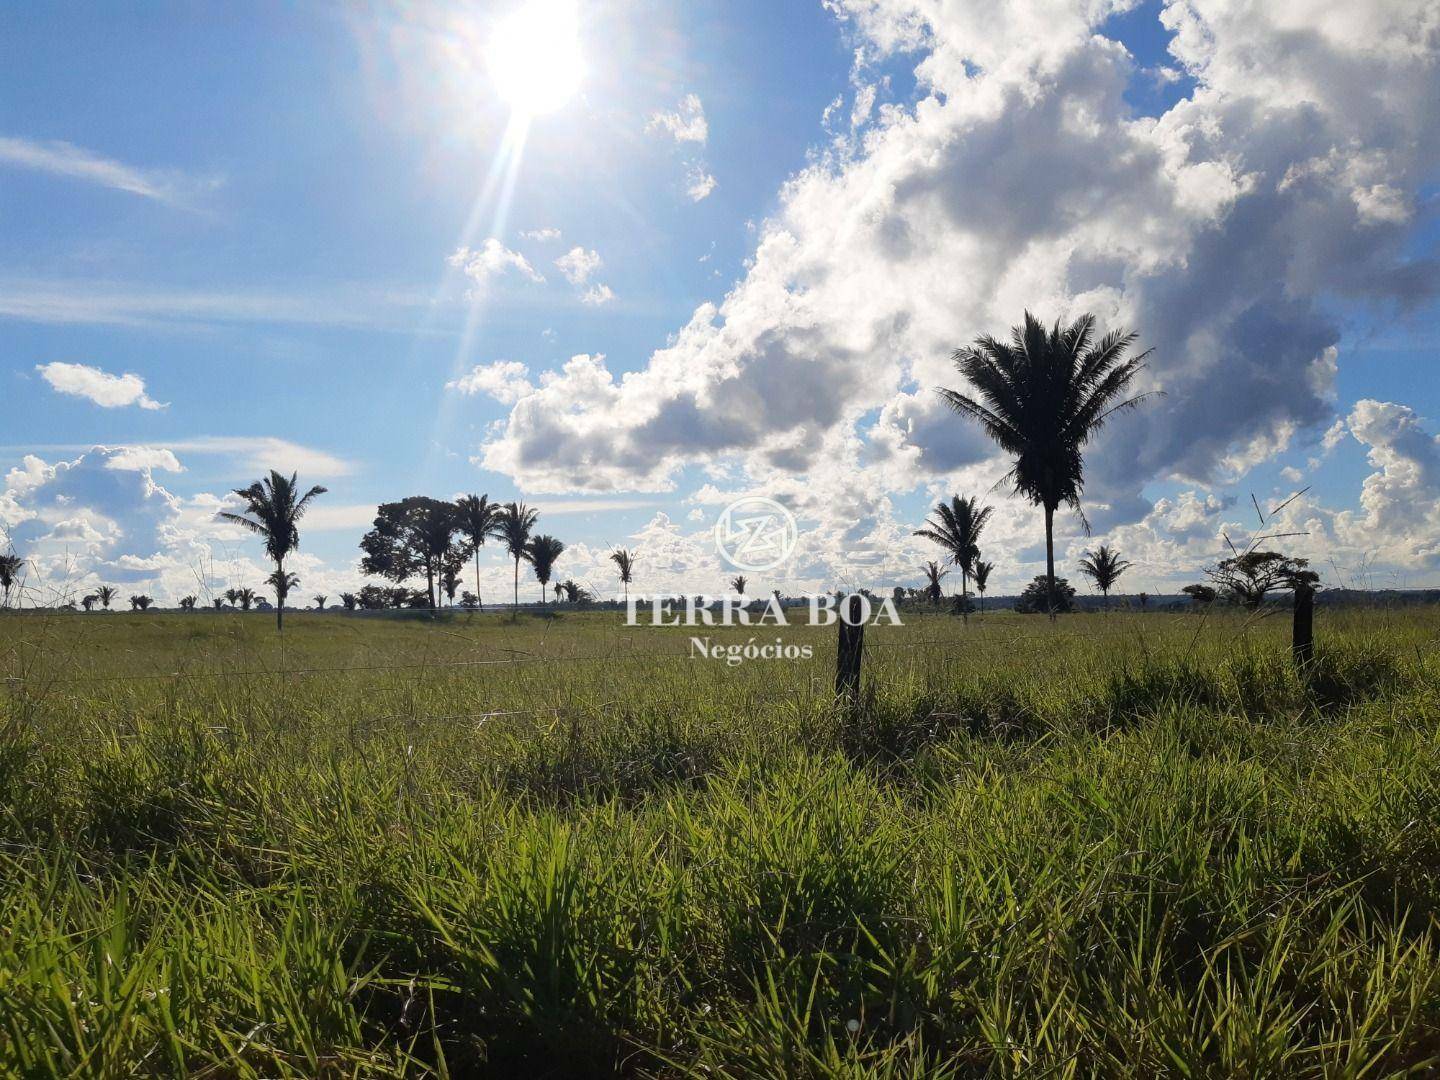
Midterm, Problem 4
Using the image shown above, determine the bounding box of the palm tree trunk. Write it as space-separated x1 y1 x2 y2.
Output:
474 550 483 613
961 567 969 625
1044 503 1057 620
426 560 436 613
275 558 284 633
512 558 519 617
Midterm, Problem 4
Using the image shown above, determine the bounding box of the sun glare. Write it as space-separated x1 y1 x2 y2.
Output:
486 0 582 116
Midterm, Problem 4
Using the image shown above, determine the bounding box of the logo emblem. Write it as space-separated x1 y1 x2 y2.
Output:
714 496 798 572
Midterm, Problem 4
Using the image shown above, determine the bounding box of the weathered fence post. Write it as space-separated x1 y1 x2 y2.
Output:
835 593 865 703
1292 582 1315 669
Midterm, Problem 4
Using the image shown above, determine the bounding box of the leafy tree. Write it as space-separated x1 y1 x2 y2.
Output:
1137 592 1149 611
359 496 470 612
1014 575 1077 614
96 585 117 610
356 584 389 610
730 575 747 596
914 495 992 620
526 534 565 605
459 591 479 610
81 594 97 612
1182 584 1217 606
313 594 327 610
219 470 327 632
973 560 993 612
1206 551 1318 609
456 494 502 612
179 595 197 611
609 548 635 604
495 502 539 615
0 552 22 608
942 312 1154 615
129 594 153 611
1077 545 1132 606
560 580 587 603
340 592 358 611
922 561 948 606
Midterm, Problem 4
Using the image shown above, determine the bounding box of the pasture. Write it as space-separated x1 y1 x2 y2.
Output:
3 606 1440 1076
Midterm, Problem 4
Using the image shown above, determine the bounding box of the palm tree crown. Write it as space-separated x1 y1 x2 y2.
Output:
0 552 22 609
609 548 635 603
941 311 1153 613
1078 545 1132 602
972 560 993 612
218 470 326 631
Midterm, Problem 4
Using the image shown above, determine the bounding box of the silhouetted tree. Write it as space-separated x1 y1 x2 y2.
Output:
942 312 1154 615
922 561 948 606
267 571 299 611
95 585 116 610
973 560 993 612
610 548 635 604
219 470 327 632
129 595 153 611
456 494 502 613
359 496 470 612
915 495 992 621
1182 583 1217 607
1014 575 1077 614
237 587 256 611
1206 551 1317 609
526 534 565 605
341 592 358 611
179 595 197 611
313 594 327 610
495 502 539 615
1077 544 1132 607
0 552 23 609
212 597 224 610
730 575 747 596
81 594 97 612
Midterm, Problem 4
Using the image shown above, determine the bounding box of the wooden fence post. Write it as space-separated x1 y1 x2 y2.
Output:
1292 582 1315 669
835 593 865 703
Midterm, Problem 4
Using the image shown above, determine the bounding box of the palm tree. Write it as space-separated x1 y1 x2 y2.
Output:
267 570 299 611
0 552 23 609
212 597 225 610
81 594 98 612
526 534 565 605
561 580 584 603
941 312 1153 615
179 595 197 611
237 587 256 611
495 502 539 616
455 495 502 613
1077 545 1132 608
609 548 635 604
973 560 993 613
129 595 152 611
922 561 948 606
96 585 117 611
914 495 992 620
218 470 327 632
340 592 358 611
553 581 565 603
730 575 747 596
313 594 328 610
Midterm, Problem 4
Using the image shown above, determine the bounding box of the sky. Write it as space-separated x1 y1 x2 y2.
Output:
2 0 1438 607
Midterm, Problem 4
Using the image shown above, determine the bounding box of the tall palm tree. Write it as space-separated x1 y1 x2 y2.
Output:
526 534 565 605
495 502 539 616
730 575 747 596
456 494 502 613
609 548 635 604
922 561 948 606
96 585 116 611
218 470 327 632
973 560 993 613
0 552 23 609
914 495 992 620
1077 545 1132 608
941 312 1153 615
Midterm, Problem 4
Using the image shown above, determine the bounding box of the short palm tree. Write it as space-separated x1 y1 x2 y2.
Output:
456 494 502 613
922 561 948 606
0 552 23 609
1077 545 1132 608
941 312 1153 615
973 559 994 613
731 575 747 596
340 592 358 611
219 470 327 632
609 548 635 604
553 581 565 603
179 595 197 611
129 595 152 611
267 571 300 611
526 534 565 605
212 597 225 610
236 587 256 611
96 585 116 610
495 502 539 616
914 495 992 620
313 594 328 610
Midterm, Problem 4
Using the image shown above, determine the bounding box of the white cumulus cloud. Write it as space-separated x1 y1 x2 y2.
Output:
36 361 167 410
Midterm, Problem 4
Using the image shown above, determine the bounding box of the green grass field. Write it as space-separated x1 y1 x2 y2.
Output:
3 605 1440 1077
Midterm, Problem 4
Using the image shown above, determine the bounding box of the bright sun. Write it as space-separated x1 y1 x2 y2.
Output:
486 0 583 116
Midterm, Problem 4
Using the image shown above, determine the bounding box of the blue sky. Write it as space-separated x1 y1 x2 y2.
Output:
3 0 1438 604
